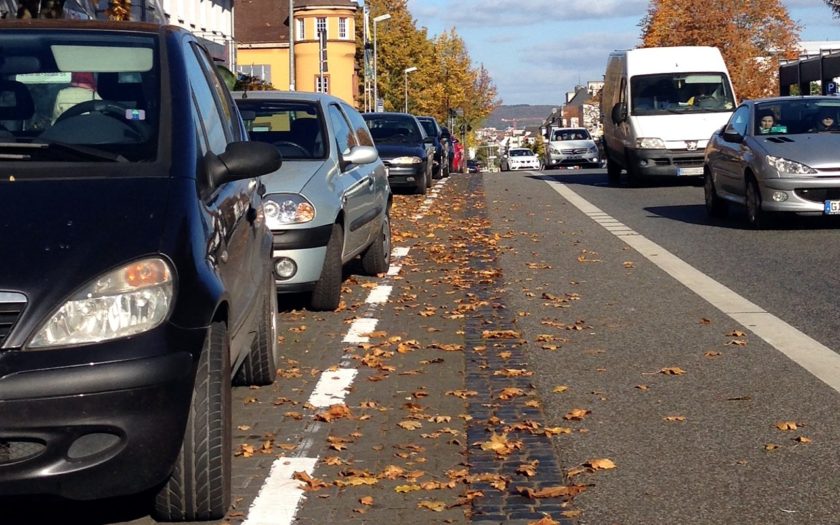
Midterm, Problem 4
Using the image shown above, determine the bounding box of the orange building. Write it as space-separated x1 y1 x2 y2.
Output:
235 0 358 104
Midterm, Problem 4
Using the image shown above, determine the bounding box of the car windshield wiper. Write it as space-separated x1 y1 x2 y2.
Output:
0 141 128 162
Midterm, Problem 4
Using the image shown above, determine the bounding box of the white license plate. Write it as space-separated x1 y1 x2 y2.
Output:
677 167 704 176
825 200 840 215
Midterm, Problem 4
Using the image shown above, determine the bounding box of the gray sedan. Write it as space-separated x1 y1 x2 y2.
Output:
235 91 392 311
704 96 840 228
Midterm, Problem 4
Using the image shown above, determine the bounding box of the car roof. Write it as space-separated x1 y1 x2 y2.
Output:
232 90 345 104
0 18 167 34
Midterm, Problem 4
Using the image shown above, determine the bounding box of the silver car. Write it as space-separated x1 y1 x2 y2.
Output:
704 96 840 228
234 91 392 310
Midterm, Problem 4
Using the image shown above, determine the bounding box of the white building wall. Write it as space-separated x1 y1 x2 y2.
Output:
161 0 234 66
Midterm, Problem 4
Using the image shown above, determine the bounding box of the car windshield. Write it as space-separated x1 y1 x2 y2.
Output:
551 129 591 141
753 99 840 136
0 29 160 162
418 119 438 137
631 73 735 115
236 100 326 160
510 149 533 157
364 115 422 144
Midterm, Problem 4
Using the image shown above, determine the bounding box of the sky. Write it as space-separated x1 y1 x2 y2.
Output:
404 0 840 106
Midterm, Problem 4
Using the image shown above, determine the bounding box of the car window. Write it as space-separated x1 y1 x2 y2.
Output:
727 105 749 136
342 103 374 146
191 43 242 142
418 119 438 137
184 41 228 154
328 104 356 156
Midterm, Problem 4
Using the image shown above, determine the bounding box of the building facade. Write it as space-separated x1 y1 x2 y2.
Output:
235 0 359 104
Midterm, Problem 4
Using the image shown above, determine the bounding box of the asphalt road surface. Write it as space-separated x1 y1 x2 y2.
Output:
9 168 840 525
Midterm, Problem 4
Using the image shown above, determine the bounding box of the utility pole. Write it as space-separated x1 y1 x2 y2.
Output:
288 0 295 91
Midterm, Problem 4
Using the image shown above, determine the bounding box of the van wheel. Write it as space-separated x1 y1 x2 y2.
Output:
310 224 343 311
233 276 278 386
361 213 391 275
607 157 621 184
704 169 727 219
153 321 231 521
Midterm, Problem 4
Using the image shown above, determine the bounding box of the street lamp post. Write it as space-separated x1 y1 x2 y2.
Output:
288 0 295 91
372 13 391 112
404 66 417 113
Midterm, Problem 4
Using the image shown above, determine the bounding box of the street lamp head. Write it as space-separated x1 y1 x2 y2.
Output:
404 66 418 73
373 13 391 23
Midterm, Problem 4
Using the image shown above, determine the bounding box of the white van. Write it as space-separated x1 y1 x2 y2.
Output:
600 46 736 184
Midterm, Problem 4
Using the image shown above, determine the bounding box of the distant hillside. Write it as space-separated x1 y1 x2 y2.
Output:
483 104 558 129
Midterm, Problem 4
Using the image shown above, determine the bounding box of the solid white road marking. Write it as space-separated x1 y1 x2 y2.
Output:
242 457 318 525
366 285 393 304
548 180 840 393
392 246 411 258
343 317 378 343
307 368 358 408
387 264 402 276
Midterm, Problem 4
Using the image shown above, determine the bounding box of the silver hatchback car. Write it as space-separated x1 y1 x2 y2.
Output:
704 96 840 228
234 91 392 310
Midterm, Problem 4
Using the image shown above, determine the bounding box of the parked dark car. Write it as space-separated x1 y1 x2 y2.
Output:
0 20 281 521
467 159 481 173
234 91 392 311
704 96 840 228
363 111 434 194
416 115 450 179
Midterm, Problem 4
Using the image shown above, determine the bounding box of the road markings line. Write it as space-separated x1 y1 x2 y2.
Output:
387 264 402 276
548 180 840 393
242 457 318 525
343 318 378 343
307 368 358 408
366 285 393 304
392 246 411 258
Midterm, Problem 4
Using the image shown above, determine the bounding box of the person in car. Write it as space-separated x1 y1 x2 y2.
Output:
757 110 776 134
809 110 839 132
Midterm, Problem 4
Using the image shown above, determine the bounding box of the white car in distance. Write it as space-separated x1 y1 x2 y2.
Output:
501 147 541 171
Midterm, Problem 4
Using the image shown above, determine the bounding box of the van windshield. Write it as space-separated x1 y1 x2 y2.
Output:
630 73 734 116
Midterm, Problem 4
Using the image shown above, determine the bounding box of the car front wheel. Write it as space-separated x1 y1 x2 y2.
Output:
310 223 344 311
154 321 231 521
361 213 391 275
704 169 728 218
746 177 771 229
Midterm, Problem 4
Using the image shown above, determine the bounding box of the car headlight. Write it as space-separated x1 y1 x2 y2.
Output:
264 194 315 228
390 156 422 165
766 155 817 176
549 145 560 154
29 257 174 349
636 137 666 149
588 146 598 154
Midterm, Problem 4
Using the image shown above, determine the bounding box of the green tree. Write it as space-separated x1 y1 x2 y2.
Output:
640 0 800 99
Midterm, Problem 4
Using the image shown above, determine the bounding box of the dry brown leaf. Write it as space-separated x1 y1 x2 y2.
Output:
417 500 446 512
660 367 686 376
664 416 686 422
359 496 374 506
398 420 423 431
563 408 591 421
552 385 569 393
586 458 616 471
516 484 588 499
776 421 801 431
314 404 353 422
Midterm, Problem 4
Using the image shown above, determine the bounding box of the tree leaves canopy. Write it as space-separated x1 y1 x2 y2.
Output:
640 0 801 100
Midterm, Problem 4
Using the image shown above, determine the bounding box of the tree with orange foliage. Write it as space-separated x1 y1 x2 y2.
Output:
640 0 801 100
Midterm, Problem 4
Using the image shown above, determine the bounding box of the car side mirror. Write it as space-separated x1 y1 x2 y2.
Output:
342 145 378 167
611 102 627 124
722 128 743 143
208 141 281 187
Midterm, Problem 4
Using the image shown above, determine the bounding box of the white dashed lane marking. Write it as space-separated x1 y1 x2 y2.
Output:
343 317 379 343
241 457 318 525
365 285 393 304
307 368 358 408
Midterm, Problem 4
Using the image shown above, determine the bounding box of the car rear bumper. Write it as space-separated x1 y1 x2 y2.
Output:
0 345 197 500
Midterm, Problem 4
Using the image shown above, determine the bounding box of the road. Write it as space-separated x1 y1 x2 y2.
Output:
10 168 840 525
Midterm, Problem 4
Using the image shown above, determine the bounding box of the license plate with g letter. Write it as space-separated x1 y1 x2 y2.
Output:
825 200 840 215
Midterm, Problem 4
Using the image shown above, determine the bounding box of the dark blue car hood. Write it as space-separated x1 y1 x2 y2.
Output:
0 173 171 345
374 142 428 160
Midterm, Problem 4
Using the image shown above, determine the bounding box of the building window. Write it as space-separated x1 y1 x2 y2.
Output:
338 17 348 39
237 64 272 84
316 17 327 38
296 18 305 41
315 75 330 94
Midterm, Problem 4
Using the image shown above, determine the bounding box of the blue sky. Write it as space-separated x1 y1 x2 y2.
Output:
404 0 840 106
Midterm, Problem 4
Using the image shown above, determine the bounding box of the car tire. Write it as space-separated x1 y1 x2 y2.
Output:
153 321 231 522
414 172 427 195
310 223 343 311
704 169 727 218
426 166 433 188
361 213 391 275
233 276 278 386
607 157 621 184
746 177 771 229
